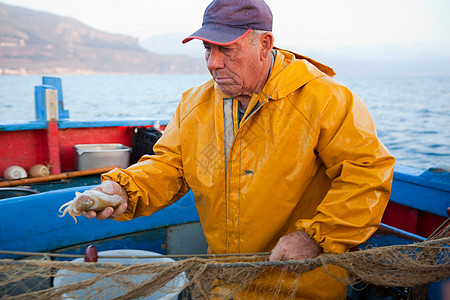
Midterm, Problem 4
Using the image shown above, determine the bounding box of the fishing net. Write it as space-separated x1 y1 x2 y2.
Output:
0 235 449 300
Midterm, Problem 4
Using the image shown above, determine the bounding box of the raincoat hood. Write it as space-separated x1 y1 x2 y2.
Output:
263 47 335 100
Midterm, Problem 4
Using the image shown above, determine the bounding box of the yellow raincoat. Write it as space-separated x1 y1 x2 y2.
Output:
103 48 395 299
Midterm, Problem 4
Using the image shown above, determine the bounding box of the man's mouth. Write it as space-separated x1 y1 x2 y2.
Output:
214 76 234 85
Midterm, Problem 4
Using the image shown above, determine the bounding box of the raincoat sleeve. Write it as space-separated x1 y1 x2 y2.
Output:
101 104 190 221
296 83 395 254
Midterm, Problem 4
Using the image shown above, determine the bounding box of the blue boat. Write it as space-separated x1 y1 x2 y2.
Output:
0 77 448 299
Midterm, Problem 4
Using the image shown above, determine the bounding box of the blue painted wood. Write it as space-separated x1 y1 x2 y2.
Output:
0 120 47 131
391 166 450 217
364 223 425 248
394 165 450 192
34 85 57 121
58 118 170 129
42 77 69 119
0 188 198 259
0 119 170 131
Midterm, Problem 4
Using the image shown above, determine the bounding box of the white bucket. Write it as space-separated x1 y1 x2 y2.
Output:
53 249 187 300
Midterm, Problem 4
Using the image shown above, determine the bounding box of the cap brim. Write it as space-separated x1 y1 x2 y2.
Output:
182 25 251 46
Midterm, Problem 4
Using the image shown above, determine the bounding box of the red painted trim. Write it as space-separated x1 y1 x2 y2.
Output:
183 29 252 46
382 201 447 237
407 208 419 234
47 121 61 174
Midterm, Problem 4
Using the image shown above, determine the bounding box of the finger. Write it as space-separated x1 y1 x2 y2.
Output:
83 210 97 219
110 203 127 219
96 207 114 221
269 246 285 262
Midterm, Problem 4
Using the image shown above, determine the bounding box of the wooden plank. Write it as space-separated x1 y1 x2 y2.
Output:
0 188 198 259
59 119 169 129
0 167 115 187
46 121 61 174
0 120 47 131
167 222 208 255
0 119 169 132
390 167 450 218
364 223 424 248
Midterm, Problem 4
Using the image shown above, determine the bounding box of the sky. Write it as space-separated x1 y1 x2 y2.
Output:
2 0 450 75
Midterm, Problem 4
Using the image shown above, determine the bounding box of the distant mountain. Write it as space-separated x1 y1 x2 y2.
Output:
0 2 205 75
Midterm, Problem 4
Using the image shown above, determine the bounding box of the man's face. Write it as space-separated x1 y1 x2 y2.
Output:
203 34 264 99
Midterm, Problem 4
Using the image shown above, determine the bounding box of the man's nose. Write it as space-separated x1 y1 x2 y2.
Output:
206 47 225 70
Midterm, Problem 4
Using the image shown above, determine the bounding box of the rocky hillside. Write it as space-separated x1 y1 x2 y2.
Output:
0 2 205 75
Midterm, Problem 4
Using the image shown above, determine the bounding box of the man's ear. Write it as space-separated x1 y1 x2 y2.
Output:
260 32 274 60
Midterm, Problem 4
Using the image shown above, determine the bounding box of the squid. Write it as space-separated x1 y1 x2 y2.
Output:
59 189 125 223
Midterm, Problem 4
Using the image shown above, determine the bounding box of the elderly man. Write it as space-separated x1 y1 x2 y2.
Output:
85 0 395 298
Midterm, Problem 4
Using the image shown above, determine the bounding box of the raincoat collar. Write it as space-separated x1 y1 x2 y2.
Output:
262 47 335 100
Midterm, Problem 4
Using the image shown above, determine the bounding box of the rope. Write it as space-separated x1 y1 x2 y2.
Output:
0 250 271 260
1 236 448 270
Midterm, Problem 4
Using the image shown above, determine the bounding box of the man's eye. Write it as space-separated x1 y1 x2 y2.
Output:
220 47 233 55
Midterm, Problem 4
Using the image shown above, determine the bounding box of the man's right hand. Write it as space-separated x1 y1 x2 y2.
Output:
269 230 322 273
83 180 128 220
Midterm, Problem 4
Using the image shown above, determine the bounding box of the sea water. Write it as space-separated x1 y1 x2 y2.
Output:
0 74 449 170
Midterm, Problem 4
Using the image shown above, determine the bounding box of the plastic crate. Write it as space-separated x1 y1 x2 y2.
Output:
130 127 162 164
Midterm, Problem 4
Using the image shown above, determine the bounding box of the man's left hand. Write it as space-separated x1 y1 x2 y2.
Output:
269 231 322 273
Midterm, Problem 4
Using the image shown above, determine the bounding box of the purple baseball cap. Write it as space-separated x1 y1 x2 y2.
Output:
182 0 273 46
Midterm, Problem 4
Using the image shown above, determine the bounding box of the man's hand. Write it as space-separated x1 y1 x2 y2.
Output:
269 231 322 273
83 180 128 221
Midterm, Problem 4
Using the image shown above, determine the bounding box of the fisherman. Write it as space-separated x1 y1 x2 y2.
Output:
85 0 395 298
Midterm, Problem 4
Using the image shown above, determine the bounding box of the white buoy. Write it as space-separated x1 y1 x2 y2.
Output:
29 164 50 177
3 166 28 180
